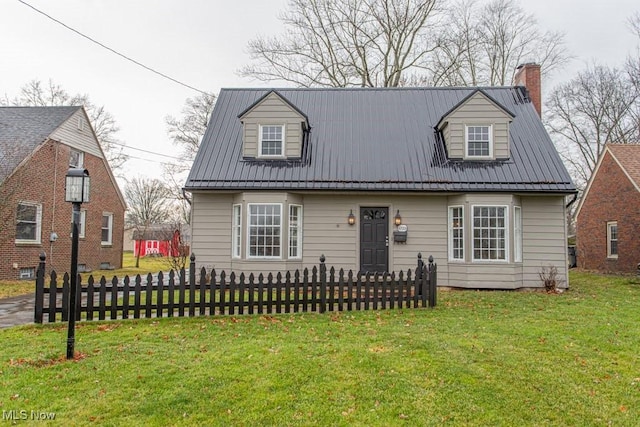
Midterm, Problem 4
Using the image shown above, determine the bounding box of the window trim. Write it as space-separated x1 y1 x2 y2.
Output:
514 206 522 263
232 204 242 259
471 205 509 263
465 124 493 159
288 204 303 259
15 201 42 244
101 213 113 246
258 124 285 158
247 203 283 259
448 205 465 262
607 221 618 259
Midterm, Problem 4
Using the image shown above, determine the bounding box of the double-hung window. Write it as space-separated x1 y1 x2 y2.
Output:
607 221 618 258
75 209 87 239
514 206 522 262
259 125 284 157
289 205 302 258
232 204 242 258
466 125 492 158
16 202 42 244
472 206 507 261
448 206 464 261
101 213 113 245
69 149 84 168
248 204 281 258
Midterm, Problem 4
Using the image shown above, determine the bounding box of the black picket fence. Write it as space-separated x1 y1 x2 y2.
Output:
34 253 437 324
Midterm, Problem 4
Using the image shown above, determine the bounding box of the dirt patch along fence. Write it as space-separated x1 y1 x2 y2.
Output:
34 253 437 323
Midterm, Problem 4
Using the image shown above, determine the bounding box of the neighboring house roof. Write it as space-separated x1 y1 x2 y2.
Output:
575 143 640 219
185 87 575 193
0 106 79 181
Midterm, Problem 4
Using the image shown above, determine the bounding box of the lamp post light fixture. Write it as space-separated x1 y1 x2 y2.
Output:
65 168 90 360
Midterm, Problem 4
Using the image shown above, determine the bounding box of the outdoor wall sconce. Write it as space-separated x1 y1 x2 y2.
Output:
394 210 402 226
348 210 356 226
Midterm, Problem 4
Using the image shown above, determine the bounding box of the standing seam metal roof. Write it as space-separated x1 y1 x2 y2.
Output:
185 88 575 193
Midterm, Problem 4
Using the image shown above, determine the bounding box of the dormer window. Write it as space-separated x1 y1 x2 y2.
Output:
466 125 493 158
259 124 285 157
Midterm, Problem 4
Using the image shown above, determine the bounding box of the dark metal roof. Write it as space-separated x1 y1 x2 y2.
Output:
0 106 80 181
185 88 576 193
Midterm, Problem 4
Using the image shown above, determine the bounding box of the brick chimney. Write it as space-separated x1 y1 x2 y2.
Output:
513 63 541 117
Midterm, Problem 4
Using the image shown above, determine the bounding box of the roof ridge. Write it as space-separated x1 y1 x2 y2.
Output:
220 86 519 92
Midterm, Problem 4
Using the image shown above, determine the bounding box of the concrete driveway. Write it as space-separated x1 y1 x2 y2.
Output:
0 293 34 328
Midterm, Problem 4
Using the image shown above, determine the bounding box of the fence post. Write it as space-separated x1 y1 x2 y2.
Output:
319 254 327 313
428 255 437 308
417 253 427 307
34 252 46 324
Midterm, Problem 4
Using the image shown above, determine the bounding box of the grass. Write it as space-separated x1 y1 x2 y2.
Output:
0 252 183 299
0 270 639 425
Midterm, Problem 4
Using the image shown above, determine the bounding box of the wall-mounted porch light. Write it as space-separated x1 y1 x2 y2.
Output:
348 209 356 226
394 210 402 226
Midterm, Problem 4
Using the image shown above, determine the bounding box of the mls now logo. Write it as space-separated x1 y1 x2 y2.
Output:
2 410 56 421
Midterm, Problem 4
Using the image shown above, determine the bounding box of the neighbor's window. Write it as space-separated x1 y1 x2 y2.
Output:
101 213 113 245
448 206 464 261
72 209 87 239
466 125 492 158
473 206 507 261
248 204 281 258
514 206 522 262
289 204 302 259
232 204 242 258
607 221 618 258
259 125 284 157
19 267 35 279
16 202 42 244
69 149 84 168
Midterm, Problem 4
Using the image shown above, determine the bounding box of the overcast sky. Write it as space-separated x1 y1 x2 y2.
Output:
1 0 638 187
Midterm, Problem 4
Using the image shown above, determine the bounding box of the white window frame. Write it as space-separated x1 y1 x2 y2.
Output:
232 204 242 258
247 203 282 259
472 205 509 262
465 124 493 159
258 124 285 158
288 204 303 259
69 148 84 168
77 209 87 239
448 206 464 261
607 221 618 259
514 206 522 263
15 202 42 244
19 267 36 279
101 213 113 246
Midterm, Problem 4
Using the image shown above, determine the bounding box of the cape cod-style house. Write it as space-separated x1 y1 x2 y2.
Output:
185 64 576 289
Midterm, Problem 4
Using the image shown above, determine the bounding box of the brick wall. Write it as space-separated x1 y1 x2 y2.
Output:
576 151 640 273
0 140 125 280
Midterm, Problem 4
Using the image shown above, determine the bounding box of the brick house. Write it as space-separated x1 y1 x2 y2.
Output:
575 144 640 273
0 106 126 280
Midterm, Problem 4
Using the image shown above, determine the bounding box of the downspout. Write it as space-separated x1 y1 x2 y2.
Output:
50 142 59 268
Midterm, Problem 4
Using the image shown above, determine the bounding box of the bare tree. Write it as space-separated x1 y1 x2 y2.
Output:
124 177 171 268
1 79 128 171
241 0 567 88
164 91 216 224
545 64 640 190
427 0 569 86
241 0 440 87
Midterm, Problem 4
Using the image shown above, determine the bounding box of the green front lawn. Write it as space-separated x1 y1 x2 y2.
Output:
0 271 639 425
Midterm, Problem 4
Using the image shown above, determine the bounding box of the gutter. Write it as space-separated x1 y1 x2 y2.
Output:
565 193 578 208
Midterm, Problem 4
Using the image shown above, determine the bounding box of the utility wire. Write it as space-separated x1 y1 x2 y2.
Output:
17 0 209 96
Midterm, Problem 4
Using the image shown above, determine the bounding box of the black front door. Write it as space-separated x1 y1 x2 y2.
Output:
360 207 389 273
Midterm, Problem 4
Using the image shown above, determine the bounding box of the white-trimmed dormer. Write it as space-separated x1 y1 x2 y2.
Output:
238 91 309 160
436 90 514 161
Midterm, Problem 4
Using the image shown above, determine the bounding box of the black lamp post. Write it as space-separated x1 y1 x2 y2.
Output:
65 168 90 360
